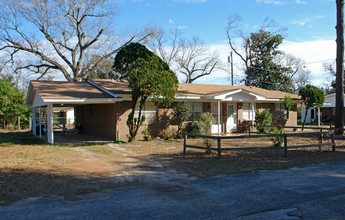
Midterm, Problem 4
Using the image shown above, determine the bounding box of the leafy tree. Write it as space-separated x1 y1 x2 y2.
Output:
0 78 31 129
114 43 178 142
299 85 325 130
0 0 151 81
173 102 191 137
255 110 273 133
282 95 295 119
226 16 298 92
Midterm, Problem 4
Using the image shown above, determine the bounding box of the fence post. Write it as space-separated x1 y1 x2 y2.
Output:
217 137 221 159
183 133 187 154
318 128 323 152
332 133 336 152
284 135 288 157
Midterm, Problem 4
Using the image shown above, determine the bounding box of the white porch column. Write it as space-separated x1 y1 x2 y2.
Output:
318 107 321 127
47 104 54 144
39 106 42 138
218 100 221 136
251 101 255 132
32 107 36 136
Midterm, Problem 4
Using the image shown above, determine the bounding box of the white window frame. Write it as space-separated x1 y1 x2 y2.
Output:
242 102 256 121
187 102 203 121
134 102 158 124
211 103 219 125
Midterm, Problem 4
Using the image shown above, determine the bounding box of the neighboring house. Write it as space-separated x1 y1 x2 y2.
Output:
26 79 300 144
320 93 345 123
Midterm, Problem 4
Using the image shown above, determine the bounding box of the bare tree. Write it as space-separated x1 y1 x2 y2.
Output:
175 36 221 83
275 53 310 93
0 0 151 81
147 28 221 84
146 27 182 68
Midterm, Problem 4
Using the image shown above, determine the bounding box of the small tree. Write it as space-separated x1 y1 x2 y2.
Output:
282 95 295 119
299 85 325 130
114 43 178 142
255 109 273 133
173 102 191 137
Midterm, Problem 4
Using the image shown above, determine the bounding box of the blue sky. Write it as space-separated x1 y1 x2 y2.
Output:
116 0 335 43
114 0 337 87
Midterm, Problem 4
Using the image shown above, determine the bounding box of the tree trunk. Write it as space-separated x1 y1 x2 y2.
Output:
335 0 344 135
302 108 308 131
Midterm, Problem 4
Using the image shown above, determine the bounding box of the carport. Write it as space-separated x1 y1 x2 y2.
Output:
26 80 122 144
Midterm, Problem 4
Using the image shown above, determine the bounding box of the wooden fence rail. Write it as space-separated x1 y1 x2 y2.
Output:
183 131 336 159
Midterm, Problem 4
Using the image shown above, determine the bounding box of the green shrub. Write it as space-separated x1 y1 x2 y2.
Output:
173 102 191 137
190 112 215 148
255 109 272 133
271 126 285 147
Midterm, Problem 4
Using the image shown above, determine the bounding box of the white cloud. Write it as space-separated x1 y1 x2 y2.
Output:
256 0 307 5
172 0 207 3
169 19 174 24
291 15 325 26
295 0 306 4
194 39 336 87
177 25 187 30
256 0 286 5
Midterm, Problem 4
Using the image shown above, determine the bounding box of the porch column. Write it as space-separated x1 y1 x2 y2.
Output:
318 107 321 127
39 106 42 138
47 104 54 144
251 101 255 132
218 100 221 136
32 107 36 136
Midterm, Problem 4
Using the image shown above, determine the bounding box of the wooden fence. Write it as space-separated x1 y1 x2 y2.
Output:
183 131 336 159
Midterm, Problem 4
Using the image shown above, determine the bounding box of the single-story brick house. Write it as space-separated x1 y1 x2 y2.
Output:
26 79 300 144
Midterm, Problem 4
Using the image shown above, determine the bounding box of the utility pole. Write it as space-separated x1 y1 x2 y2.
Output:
228 51 234 86
335 0 344 135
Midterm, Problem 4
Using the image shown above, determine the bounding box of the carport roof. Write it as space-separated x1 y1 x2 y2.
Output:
26 81 120 107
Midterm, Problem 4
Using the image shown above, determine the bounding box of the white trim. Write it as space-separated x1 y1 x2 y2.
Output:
39 106 42 139
42 98 122 104
87 80 118 98
47 104 54 144
32 108 36 136
218 101 221 136
175 96 201 100
214 89 267 101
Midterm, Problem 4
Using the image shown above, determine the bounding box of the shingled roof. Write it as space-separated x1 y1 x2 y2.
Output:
26 79 300 107
89 79 300 100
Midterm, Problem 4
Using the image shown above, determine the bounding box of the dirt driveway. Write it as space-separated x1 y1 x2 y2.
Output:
2 130 345 206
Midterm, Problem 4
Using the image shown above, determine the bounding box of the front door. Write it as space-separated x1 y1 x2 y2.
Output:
226 103 237 132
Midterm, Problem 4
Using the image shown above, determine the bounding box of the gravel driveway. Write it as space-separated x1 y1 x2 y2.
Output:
2 160 345 219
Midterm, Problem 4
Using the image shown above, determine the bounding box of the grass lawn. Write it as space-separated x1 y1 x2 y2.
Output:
1 129 345 205
0 130 122 206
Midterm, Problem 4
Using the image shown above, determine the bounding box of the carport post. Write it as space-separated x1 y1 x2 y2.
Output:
32 108 36 135
251 101 255 132
217 100 221 136
47 104 54 144
39 106 42 138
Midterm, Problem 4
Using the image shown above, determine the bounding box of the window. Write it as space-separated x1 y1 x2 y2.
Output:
187 102 203 121
134 102 158 123
211 103 219 124
242 103 256 120
275 103 287 119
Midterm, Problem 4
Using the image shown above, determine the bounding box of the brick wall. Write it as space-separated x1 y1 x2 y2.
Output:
75 104 116 140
